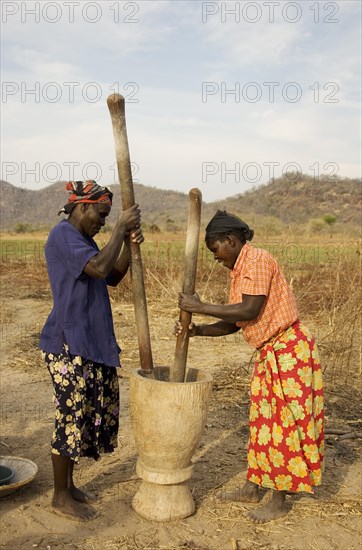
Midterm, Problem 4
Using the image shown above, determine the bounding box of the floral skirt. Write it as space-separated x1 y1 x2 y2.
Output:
43 346 119 463
247 321 324 493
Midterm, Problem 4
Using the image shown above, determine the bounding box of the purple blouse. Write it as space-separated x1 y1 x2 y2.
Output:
40 220 121 367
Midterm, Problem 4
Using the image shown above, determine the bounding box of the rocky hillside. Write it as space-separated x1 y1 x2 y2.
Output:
211 175 361 226
0 180 191 230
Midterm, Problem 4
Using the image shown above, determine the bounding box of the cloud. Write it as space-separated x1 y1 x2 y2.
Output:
1 1 361 202
3 1 173 76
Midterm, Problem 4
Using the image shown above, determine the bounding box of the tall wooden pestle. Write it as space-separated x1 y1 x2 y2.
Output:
172 188 202 382
107 93 153 373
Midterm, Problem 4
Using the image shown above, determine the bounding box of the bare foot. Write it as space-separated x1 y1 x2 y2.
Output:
52 493 98 521
248 491 287 523
70 485 98 503
217 480 260 503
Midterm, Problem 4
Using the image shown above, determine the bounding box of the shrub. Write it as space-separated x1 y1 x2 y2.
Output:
14 223 33 233
307 219 326 234
323 214 337 227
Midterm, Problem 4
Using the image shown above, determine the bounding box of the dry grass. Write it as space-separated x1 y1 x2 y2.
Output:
0 231 361 382
291 255 361 382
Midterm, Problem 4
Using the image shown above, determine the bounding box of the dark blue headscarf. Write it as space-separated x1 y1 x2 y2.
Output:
205 210 254 241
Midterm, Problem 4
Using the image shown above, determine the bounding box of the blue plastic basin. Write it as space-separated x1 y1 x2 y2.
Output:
0 465 15 486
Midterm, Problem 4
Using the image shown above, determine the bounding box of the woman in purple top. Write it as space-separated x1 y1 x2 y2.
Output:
40 180 143 521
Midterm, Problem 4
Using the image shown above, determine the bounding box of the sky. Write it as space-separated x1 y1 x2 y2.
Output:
1 0 361 202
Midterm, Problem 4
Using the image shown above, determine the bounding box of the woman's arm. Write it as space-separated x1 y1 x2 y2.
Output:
83 205 141 280
178 292 266 322
174 319 240 338
106 244 130 286
106 227 144 286
194 320 241 337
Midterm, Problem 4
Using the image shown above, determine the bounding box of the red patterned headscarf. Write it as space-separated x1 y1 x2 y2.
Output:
58 180 113 215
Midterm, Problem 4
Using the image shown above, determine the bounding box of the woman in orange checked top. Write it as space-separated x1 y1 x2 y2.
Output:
177 210 324 523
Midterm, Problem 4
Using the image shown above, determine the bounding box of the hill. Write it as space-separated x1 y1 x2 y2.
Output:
0 180 192 231
0 175 361 232
209 175 362 227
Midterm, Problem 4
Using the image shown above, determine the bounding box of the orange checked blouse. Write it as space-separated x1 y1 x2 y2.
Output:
229 243 298 349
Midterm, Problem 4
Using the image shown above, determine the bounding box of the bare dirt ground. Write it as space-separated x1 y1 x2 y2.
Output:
0 279 361 550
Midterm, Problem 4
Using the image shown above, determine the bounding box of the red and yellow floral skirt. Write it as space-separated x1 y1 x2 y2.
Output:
247 320 324 493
